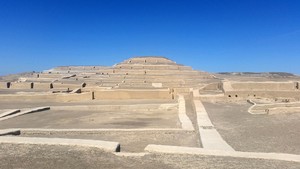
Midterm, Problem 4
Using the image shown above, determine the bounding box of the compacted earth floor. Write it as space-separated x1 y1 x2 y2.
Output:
0 108 179 129
0 144 299 169
0 99 179 129
202 101 300 155
0 98 200 152
19 131 199 152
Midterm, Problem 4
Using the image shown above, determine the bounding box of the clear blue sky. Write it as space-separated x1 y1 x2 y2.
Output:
0 0 300 75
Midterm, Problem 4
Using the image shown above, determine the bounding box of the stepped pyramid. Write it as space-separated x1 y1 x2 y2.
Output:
44 56 214 89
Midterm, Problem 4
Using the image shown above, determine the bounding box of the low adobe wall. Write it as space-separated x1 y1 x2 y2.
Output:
34 83 52 90
8 82 33 89
0 82 84 90
173 88 192 95
0 92 92 102
37 73 63 78
0 88 174 101
121 57 176 64
248 101 300 114
110 69 202 76
51 83 83 90
0 82 8 89
0 82 50 90
51 103 177 111
199 91 300 102
202 83 222 91
93 89 173 100
229 81 296 91
224 91 300 100
24 77 57 82
221 81 300 100
251 102 300 110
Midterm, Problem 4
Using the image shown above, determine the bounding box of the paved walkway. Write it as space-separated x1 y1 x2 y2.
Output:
193 100 234 151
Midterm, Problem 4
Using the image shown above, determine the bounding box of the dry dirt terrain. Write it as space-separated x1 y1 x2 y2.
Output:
1 144 299 169
202 101 300 154
0 57 299 168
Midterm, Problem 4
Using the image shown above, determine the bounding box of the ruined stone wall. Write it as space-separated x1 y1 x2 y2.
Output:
0 82 8 89
225 91 300 100
51 83 83 90
172 88 191 95
37 74 64 78
9 82 33 89
0 81 84 90
93 89 172 100
202 83 222 90
0 92 92 102
230 82 295 91
113 65 192 71
122 57 176 65
33 83 52 90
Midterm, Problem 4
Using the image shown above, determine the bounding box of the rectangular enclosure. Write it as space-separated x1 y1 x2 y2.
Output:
0 103 179 129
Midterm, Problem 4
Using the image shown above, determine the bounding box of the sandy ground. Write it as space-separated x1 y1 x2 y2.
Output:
0 143 299 169
20 131 199 152
202 101 300 154
0 108 179 129
0 97 198 152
